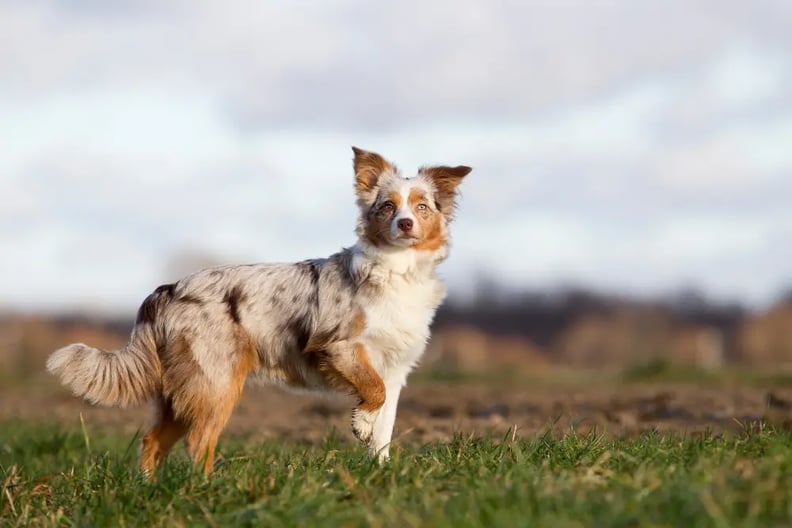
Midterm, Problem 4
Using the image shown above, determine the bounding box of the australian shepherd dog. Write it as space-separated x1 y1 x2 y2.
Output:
47 147 471 476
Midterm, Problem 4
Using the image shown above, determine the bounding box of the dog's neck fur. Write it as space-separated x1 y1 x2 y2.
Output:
351 237 447 284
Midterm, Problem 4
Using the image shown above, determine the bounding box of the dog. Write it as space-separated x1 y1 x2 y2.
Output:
47 147 471 476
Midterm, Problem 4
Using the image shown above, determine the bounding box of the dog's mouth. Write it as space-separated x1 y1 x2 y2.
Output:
389 232 420 246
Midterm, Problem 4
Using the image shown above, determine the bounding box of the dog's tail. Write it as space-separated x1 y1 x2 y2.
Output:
46 286 172 407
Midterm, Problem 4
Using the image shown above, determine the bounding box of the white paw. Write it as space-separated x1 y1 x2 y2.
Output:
351 409 377 445
369 444 390 463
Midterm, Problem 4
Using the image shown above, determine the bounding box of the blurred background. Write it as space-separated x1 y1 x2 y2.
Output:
2 0 792 397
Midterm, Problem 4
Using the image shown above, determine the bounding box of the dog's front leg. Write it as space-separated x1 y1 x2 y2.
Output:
319 341 387 448
367 379 403 462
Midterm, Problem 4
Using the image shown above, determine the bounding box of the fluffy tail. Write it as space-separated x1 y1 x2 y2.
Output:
47 325 162 407
47 286 173 407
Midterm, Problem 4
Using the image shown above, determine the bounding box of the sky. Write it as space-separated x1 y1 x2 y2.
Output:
2 0 791 314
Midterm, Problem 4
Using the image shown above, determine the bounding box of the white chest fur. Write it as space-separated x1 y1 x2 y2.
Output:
360 271 446 376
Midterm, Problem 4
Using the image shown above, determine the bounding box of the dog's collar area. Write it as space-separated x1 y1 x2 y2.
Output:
352 241 443 280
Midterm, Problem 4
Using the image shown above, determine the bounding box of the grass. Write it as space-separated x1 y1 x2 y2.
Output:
412 361 792 390
620 359 792 387
2 422 792 527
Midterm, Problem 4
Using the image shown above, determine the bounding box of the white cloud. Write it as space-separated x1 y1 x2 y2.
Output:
708 44 788 107
1 0 791 312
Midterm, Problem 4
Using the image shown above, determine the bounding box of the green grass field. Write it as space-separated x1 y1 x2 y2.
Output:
2 421 792 527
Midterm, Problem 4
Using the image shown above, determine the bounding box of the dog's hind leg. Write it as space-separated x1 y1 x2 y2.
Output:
184 336 257 475
184 384 245 475
185 420 223 475
141 397 188 477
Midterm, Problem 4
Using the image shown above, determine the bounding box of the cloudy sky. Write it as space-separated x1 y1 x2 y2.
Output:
2 0 791 313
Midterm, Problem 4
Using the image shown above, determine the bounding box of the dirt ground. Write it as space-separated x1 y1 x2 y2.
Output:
2 379 791 445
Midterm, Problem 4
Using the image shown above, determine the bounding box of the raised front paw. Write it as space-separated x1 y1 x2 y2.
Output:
351 408 377 445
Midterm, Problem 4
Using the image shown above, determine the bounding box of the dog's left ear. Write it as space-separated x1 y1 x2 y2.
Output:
421 165 472 220
352 147 393 203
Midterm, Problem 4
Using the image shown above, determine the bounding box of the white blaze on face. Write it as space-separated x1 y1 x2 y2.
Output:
391 179 418 239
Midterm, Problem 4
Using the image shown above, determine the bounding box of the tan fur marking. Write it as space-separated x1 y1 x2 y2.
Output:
230 327 258 401
316 355 349 392
352 147 393 195
409 188 446 251
421 165 471 219
186 422 219 475
351 344 386 411
140 400 188 477
387 191 402 209
319 342 385 413
350 310 367 337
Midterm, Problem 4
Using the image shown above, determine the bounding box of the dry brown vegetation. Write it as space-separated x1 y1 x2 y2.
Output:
1 293 792 445
4 289 791 380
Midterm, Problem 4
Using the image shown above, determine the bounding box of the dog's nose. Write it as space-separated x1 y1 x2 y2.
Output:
397 218 414 232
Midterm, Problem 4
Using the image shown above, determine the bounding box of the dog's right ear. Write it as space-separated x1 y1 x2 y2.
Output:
352 146 392 201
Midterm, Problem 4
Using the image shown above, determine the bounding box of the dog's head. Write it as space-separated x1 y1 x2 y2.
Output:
352 146 471 255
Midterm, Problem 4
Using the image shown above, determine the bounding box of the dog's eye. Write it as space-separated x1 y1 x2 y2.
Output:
417 203 428 211
380 201 395 212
